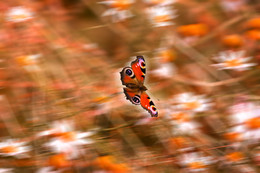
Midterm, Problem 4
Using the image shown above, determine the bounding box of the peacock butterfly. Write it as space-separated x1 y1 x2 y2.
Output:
120 56 158 117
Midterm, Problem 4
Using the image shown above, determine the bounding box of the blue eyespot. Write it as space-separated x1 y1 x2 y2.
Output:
126 69 132 76
133 95 140 104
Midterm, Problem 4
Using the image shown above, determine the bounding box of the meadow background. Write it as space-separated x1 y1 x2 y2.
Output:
0 0 260 172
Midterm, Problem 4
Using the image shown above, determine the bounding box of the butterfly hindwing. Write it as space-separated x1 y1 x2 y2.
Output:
131 56 146 84
140 91 158 117
123 88 141 105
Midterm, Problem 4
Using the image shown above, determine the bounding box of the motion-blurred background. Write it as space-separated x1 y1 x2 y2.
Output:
0 0 260 172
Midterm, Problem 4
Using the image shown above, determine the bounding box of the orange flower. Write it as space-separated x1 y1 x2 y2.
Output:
222 34 243 48
245 117 260 129
170 137 188 148
177 23 209 37
94 155 116 170
183 101 201 110
110 0 132 10
245 30 260 40
171 112 190 122
110 163 130 173
223 132 241 142
15 54 41 66
158 49 176 63
246 17 260 29
1 146 18 153
226 152 244 162
188 161 206 169
48 154 72 168
59 132 77 142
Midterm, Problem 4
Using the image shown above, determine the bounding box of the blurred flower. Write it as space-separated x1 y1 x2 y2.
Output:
99 0 134 22
173 92 212 112
225 151 246 163
144 0 176 6
36 167 61 173
212 50 256 71
15 54 41 66
48 154 72 169
221 34 244 48
6 6 34 23
0 139 30 158
155 48 176 62
94 155 130 172
172 120 201 135
151 62 176 79
43 121 94 159
223 131 241 142
37 120 74 137
177 23 209 37
246 17 260 29
146 6 177 27
245 29 260 41
169 137 193 151
0 168 13 173
220 0 245 12
229 102 260 141
179 152 214 172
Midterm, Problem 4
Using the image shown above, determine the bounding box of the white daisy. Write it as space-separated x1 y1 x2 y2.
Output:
220 0 246 12
37 120 74 137
6 6 34 23
144 0 176 6
146 6 177 27
41 121 95 159
0 139 31 158
211 50 256 71
36 167 62 173
99 0 134 22
179 152 214 172
229 102 260 142
173 92 212 112
45 131 94 159
0 168 13 173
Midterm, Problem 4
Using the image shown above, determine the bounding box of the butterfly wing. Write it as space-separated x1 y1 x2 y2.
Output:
120 67 139 88
140 91 158 117
131 56 146 85
123 88 141 105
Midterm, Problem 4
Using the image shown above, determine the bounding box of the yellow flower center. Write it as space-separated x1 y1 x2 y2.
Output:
225 59 242 67
12 14 28 20
150 0 165 5
16 55 34 66
172 112 190 122
170 137 187 148
49 154 71 168
1 146 18 153
189 161 206 169
111 0 132 10
60 132 76 142
226 152 244 162
223 132 240 141
183 101 200 110
159 49 176 62
154 15 171 23
245 117 260 129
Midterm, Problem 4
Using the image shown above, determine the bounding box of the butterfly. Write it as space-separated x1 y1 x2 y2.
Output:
120 56 158 117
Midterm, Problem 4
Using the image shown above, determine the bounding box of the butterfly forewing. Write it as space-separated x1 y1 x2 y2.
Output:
120 67 139 88
131 56 146 85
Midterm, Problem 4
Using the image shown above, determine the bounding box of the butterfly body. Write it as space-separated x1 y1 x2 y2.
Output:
120 56 158 117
